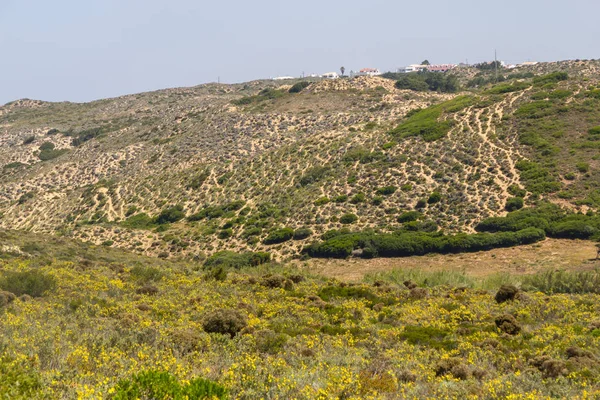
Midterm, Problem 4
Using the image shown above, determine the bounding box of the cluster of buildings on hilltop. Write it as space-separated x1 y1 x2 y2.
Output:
402 64 457 73
273 68 382 81
272 60 540 81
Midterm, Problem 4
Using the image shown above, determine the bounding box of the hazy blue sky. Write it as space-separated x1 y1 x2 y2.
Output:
1 0 598 104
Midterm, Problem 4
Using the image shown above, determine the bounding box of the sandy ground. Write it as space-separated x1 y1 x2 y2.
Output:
301 239 599 281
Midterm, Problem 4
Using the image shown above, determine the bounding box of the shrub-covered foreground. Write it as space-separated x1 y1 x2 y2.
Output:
1 256 600 399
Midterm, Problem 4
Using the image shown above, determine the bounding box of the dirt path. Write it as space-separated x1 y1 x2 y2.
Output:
301 239 599 282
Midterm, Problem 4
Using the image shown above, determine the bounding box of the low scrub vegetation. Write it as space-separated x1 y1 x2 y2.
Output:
389 96 474 141
476 202 600 241
303 228 545 259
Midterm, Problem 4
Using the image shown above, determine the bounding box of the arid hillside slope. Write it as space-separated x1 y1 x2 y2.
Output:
1 60 599 259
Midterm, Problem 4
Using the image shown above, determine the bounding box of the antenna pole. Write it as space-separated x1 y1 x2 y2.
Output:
494 50 498 83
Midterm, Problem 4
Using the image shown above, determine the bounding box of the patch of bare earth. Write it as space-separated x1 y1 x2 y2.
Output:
302 239 599 282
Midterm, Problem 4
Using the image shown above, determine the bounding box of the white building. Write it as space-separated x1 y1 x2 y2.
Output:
402 64 456 73
272 76 295 81
357 68 382 76
321 72 339 79
403 64 427 73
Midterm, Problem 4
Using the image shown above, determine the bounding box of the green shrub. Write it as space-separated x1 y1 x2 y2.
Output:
371 196 384 206
217 229 233 239
427 192 442 204
399 325 455 350
505 197 524 212
508 185 527 198
486 81 531 94
263 228 294 244
121 213 155 229
376 186 397 196
395 72 459 93
71 126 107 146
0 269 57 297
38 142 55 151
155 205 185 225
38 148 68 161
0 353 43 398
340 213 358 224
318 285 382 304
343 148 384 164
350 193 366 204
515 161 561 194
187 170 210 190
415 199 427 209
589 126 600 136
203 309 247 338
314 197 330 206
255 329 289 354
112 370 227 400
289 81 311 93
397 211 421 223
293 228 313 240
22 136 36 145
130 266 164 283
334 194 348 203
299 166 330 186
533 72 568 86
576 162 590 173
204 251 271 269
304 228 545 259
18 191 35 205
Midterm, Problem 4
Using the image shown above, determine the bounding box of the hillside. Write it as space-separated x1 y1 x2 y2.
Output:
1 60 600 260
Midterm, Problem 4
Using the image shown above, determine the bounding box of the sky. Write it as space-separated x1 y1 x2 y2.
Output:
1 0 599 104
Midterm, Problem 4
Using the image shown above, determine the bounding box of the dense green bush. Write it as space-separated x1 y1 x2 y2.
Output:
398 211 421 223
293 227 313 240
71 127 106 146
187 201 245 222
299 166 330 186
350 193 366 204
533 72 568 86
303 228 545 259
340 213 358 224
263 228 294 244
232 88 286 106
399 326 455 350
288 81 311 93
515 161 561 194
376 186 397 196
112 370 227 400
38 147 68 161
204 251 271 269
486 81 531 94
203 309 247 338
395 72 459 93
0 269 57 297
476 203 600 240
427 192 442 204
121 213 155 229
505 197 524 212
155 205 185 224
